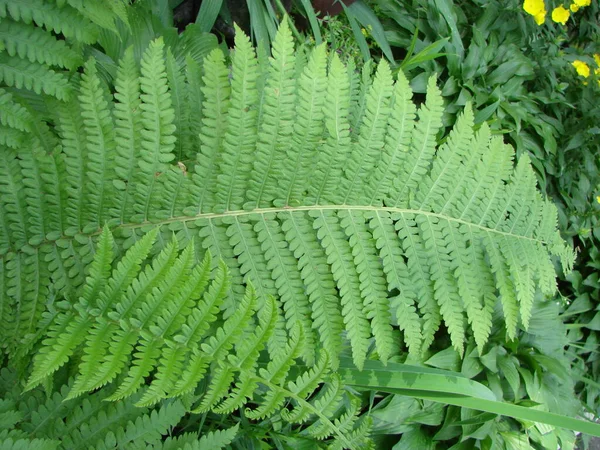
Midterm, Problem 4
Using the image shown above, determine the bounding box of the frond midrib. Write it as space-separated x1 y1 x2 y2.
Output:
0 204 552 258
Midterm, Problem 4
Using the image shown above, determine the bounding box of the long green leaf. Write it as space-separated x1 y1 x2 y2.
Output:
346 0 394 63
195 0 223 33
339 358 496 401
341 359 600 437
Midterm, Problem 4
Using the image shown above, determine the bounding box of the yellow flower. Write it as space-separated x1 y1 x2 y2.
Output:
534 11 546 24
594 54 600 67
597 195 600 204
523 0 547 24
570 3 579 11
573 0 590 6
572 60 590 77
551 5 570 24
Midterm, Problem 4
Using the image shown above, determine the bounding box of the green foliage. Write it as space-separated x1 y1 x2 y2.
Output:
1 14 572 363
0 7 584 448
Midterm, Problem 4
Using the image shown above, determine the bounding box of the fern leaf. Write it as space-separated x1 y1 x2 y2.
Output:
0 124 28 148
0 0 100 44
200 281 257 361
246 19 296 208
79 58 118 230
280 43 327 206
452 224 488 353
368 211 422 355
417 215 465 354
0 150 29 247
107 401 186 448
413 103 475 211
175 259 229 347
395 213 441 353
0 89 32 132
255 214 316 364
69 230 158 396
192 365 236 413
184 55 204 158
484 232 519 340
369 69 416 204
339 210 394 363
216 25 259 212
196 424 239 449
342 60 393 204
313 210 371 369
26 310 86 390
0 19 82 70
211 371 258 415
81 239 179 392
308 53 351 204
54 100 88 234
19 148 61 245
135 37 176 222
165 48 189 162
459 136 514 223
440 122 491 216
350 60 374 137
501 236 535 330
191 48 230 213
62 0 119 34
0 53 71 100
391 75 444 207
227 297 276 374
3 29 575 416
113 46 142 224
280 211 343 368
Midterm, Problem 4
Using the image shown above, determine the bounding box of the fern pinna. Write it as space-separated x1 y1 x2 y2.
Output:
0 17 573 446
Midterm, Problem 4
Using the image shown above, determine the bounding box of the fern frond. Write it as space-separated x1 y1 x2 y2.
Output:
246 19 296 208
78 58 118 229
280 43 327 206
0 19 82 70
135 37 176 223
340 210 394 362
0 0 100 44
368 211 422 354
395 213 441 352
391 75 444 207
154 425 238 450
413 103 475 211
191 48 230 213
0 53 71 100
0 89 32 132
368 69 416 204
308 53 351 204
113 46 142 224
61 0 120 34
216 25 259 212
3 25 574 411
342 60 393 204
0 124 28 148
313 210 371 369
255 215 316 364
